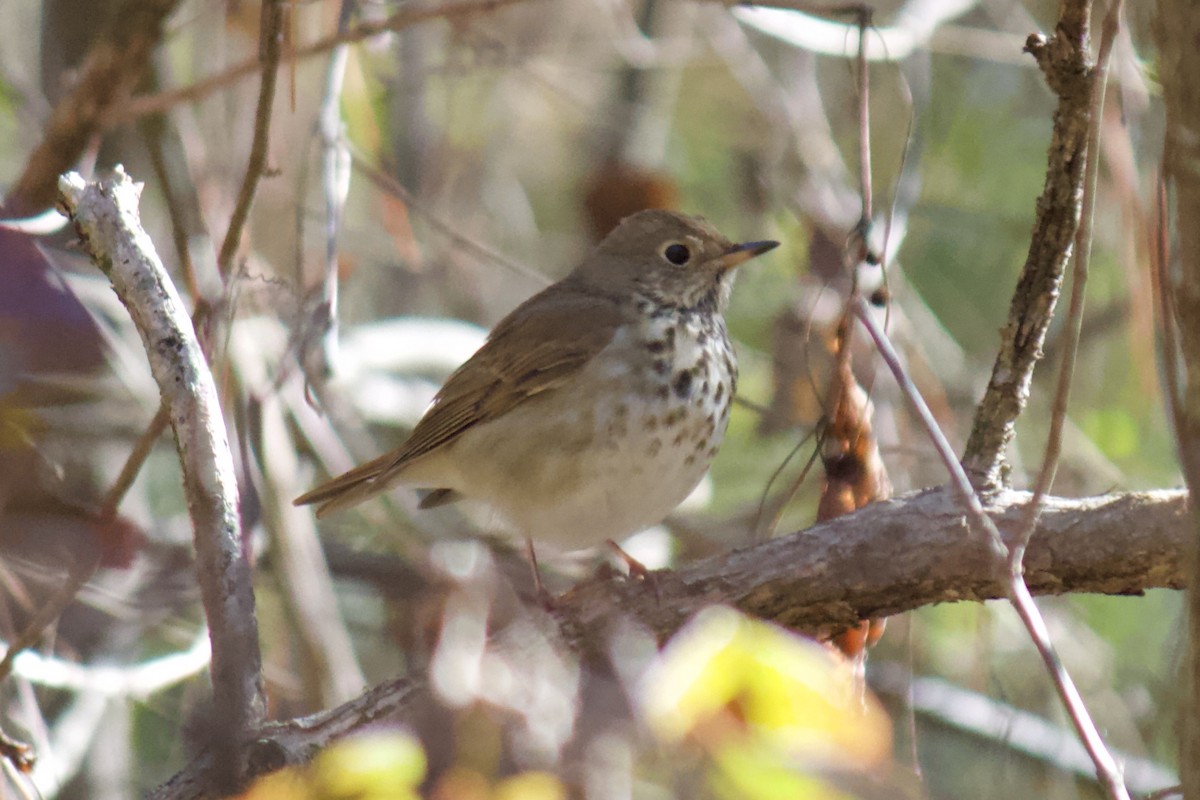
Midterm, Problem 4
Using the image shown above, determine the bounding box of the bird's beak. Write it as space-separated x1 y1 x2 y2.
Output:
717 239 780 271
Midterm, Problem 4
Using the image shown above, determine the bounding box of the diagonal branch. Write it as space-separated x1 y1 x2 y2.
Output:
216 0 287 278
127 0 539 118
1014 0 1123 571
856 295 1130 799
961 0 1095 489
3 0 182 215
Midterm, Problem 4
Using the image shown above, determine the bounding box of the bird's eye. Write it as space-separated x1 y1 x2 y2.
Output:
662 243 691 265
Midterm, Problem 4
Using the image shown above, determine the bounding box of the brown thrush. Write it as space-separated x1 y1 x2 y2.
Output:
295 210 778 551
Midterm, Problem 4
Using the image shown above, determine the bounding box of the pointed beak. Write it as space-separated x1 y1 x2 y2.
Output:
717 239 780 271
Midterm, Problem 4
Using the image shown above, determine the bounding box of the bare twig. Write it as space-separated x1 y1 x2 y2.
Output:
2 0 183 215
961 0 1095 488
870 664 1177 795
853 296 1129 799
852 298 1004 556
238 0 367 709
350 150 551 286
0 551 100 686
234 363 366 704
217 0 287 278
139 113 203 299
854 6 873 226
1150 177 1182 451
1013 0 1123 569
753 424 821 540
57 169 264 793
0 549 100 782
99 404 171 519
127 0 541 119
294 0 356 389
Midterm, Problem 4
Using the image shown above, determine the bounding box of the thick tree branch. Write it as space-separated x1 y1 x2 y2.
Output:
558 486 1187 647
150 484 1187 799
57 170 264 793
858 294 1130 799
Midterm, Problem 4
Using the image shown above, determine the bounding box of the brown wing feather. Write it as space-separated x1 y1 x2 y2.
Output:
294 282 627 515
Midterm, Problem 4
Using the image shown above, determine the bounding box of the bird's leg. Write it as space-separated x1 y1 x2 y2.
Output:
605 539 659 600
605 539 650 578
525 537 555 609
606 539 661 601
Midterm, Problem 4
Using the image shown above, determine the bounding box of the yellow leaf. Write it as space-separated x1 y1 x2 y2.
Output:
493 771 567 800
641 606 891 769
714 745 856 800
311 732 427 800
235 768 312 800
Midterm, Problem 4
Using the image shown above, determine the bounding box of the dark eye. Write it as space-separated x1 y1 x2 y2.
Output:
663 243 691 265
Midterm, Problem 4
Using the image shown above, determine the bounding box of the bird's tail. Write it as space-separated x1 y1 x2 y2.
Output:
293 451 400 518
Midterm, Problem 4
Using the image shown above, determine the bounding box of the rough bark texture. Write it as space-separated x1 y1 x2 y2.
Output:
1155 0 1200 790
149 484 1189 800
961 5 1093 488
57 171 264 793
558 487 1188 651
147 677 424 800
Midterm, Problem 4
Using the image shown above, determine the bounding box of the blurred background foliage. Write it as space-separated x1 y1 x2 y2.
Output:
0 0 1180 797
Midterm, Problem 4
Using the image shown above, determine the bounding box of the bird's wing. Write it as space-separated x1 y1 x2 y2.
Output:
393 286 627 464
294 284 627 515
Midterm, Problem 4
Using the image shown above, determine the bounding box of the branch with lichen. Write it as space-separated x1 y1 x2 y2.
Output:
57 168 264 793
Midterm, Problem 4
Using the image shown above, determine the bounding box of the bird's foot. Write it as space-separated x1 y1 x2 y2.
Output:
605 539 660 600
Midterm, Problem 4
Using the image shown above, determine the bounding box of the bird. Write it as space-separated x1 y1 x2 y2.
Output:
295 209 778 557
